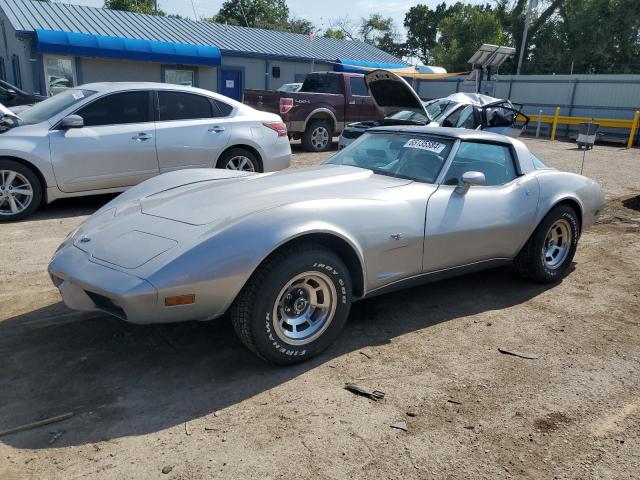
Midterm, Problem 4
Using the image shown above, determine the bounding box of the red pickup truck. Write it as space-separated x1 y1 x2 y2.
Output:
244 72 381 152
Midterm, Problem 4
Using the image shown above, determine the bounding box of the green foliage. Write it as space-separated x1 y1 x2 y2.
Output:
103 0 165 16
209 0 289 29
431 3 507 71
404 2 454 64
323 28 346 40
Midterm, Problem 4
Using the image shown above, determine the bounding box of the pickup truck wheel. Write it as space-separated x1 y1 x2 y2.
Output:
514 205 579 283
302 120 332 152
217 148 260 172
0 159 42 222
230 243 352 364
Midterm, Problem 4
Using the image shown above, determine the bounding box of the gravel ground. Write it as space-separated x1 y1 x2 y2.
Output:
1 138 639 480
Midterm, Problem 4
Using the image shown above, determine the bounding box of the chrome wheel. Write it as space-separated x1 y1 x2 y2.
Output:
272 271 337 346
225 156 255 172
0 169 34 216
310 126 329 150
542 219 572 269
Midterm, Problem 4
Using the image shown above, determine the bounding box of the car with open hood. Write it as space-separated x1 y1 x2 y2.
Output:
49 126 604 364
338 69 529 149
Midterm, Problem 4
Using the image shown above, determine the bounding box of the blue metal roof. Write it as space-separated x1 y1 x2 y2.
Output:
335 58 409 73
35 29 221 66
0 0 407 65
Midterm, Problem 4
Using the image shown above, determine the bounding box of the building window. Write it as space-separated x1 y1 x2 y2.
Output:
11 54 21 89
271 66 280 78
0 57 5 81
164 68 196 87
44 55 75 96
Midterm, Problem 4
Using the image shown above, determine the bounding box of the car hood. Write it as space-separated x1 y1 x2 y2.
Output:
140 165 412 226
365 69 430 119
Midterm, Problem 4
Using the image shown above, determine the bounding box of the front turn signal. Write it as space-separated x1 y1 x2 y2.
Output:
165 294 196 307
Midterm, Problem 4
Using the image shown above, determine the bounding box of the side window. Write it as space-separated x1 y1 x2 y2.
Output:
77 91 151 126
456 106 479 129
444 142 517 186
349 76 369 96
442 106 464 127
213 99 233 117
158 91 213 121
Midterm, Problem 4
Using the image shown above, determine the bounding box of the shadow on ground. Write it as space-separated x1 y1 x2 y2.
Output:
0 267 556 450
24 193 118 222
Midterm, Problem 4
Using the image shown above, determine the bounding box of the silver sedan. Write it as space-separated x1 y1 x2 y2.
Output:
0 82 291 221
49 127 605 364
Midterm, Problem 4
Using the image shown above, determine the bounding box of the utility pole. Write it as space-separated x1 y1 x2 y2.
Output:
516 0 535 75
153 0 158 15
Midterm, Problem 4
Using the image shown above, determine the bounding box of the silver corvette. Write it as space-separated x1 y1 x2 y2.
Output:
49 127 605 364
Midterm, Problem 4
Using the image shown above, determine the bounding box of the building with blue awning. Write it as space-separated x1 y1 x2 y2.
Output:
0 0 407 101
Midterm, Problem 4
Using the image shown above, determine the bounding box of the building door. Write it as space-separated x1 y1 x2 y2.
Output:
220 69 242 101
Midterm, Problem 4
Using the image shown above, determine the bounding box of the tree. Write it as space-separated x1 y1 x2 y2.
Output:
404 2 455 64
103 0 165 16
323 28 346 40
210 0 289 29
432 4 508 71
287 17 314 35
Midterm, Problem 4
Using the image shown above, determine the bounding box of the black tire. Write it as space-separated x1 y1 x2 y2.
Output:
302 120 333 152
216 148 261 172
514 204 580 283
0 159 43 222
230 243 352 364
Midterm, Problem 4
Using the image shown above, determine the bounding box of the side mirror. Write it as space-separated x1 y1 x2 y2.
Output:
456 171 486 194
60 115 84 129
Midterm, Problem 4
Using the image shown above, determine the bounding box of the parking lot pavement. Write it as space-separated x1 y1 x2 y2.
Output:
1 139 639 479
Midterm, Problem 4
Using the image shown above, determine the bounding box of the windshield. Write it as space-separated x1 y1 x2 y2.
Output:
326 132 454 183
425 99 455 121
387 109 428 124
18 89 96 125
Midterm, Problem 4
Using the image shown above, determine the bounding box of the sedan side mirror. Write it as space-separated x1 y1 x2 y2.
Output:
456 171 486 194
60 115 84 129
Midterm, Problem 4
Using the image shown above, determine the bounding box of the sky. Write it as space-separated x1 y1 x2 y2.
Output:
59 0 484 37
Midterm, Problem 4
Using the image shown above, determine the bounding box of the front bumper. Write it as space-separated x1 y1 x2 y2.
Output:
49 245 159 324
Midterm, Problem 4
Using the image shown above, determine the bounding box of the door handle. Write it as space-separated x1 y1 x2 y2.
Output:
208 126 225 133
132 133 153 141
348 100 356 105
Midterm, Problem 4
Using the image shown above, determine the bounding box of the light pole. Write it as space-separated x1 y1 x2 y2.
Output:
516 0 536 75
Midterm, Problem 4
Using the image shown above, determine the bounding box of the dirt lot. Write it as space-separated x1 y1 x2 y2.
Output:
1 138 639 479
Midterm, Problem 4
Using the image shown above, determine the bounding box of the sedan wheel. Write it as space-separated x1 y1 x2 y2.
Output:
0 170 33 216
225 155 256 172
230 243 352 364
217 148 261 173
0 160 42 222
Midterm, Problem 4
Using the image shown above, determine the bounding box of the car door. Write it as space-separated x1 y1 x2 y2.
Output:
345 76 378 124
154 91 232 172
423 141 540 272
50 90 158 193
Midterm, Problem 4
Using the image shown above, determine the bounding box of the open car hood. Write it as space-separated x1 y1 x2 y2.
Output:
365 69 430 120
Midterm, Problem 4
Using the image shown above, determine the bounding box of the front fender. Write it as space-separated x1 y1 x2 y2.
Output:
145 205 367 320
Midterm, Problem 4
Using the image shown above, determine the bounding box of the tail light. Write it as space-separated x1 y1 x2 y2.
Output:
279 97 294 114
263 122 288 137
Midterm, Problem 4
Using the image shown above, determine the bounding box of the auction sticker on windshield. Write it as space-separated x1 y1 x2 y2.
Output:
403 138 446 154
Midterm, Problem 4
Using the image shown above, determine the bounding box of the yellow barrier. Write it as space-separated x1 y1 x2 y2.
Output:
522 108 640 148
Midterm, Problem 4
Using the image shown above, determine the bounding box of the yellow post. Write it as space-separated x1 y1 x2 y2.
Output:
627 110 639 149
550 106 560 141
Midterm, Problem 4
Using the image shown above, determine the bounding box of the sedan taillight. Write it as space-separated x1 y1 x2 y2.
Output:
279 97 294 114
263 122 288 137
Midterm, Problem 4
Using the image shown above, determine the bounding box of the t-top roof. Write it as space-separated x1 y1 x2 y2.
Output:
0 0 407 65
